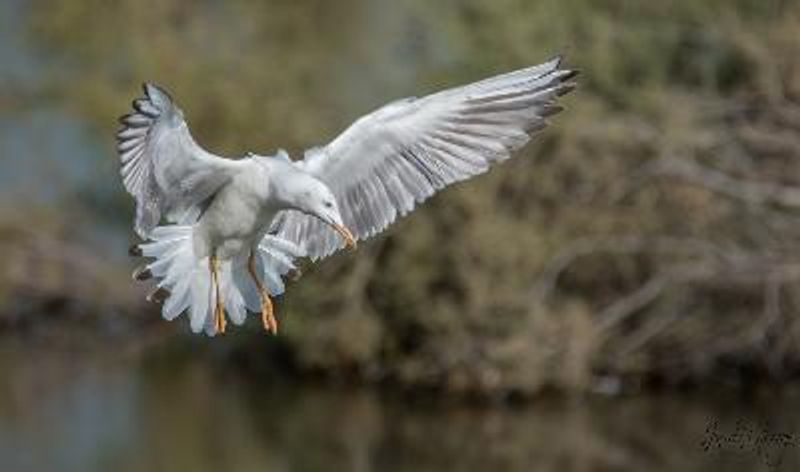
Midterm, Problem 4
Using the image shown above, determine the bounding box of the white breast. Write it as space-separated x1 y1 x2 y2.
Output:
193 160 278 260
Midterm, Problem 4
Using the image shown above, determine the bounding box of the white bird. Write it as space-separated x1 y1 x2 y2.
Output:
119 56 577 336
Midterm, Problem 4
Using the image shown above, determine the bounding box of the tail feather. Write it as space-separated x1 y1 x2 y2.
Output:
232 260 261 313
189 266 211 333
222 262 248 325
133 225 305 335
163 276 190 320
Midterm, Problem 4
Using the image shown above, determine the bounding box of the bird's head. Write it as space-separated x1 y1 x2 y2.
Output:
280 173 356 250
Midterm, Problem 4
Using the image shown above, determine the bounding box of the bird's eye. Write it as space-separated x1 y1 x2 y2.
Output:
324 201 333 209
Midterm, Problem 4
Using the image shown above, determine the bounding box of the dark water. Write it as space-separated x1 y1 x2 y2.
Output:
0 340 798 472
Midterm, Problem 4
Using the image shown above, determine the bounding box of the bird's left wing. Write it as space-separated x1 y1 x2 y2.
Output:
271 57 577 261
118 83 244 238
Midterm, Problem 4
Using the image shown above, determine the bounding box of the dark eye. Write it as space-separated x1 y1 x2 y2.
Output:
324 201 333 209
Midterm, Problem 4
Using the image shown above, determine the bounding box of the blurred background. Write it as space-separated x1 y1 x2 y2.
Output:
2 0 800 470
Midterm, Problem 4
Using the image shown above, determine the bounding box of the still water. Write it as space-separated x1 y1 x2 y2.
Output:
0 339 798 472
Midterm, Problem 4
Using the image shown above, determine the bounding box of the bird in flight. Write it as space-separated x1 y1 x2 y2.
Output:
119 56 577 336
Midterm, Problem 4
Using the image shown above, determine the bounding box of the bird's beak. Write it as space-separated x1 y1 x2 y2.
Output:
332 224 357 250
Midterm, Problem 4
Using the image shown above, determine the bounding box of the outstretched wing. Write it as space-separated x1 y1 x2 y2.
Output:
271 56 578 261
117 83 244 238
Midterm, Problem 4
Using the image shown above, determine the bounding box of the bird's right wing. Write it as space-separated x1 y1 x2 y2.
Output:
117 84 244 238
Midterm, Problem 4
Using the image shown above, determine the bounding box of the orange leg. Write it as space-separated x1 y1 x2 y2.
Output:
248 251 277 334
210 254 227 334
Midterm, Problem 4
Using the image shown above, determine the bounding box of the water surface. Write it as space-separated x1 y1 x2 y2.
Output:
1 340 797 472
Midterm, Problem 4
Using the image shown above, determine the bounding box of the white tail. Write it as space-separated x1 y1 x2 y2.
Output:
134 225 306 336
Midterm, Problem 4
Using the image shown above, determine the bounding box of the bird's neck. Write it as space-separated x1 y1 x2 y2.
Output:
262 160 313 211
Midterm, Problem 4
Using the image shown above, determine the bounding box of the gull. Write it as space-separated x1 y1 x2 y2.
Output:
119 56 577 336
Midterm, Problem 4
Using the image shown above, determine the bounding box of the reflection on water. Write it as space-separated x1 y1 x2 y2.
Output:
0 340 798 472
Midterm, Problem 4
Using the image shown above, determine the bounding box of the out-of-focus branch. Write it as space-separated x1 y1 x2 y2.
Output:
533 229 800 352
648 157 800 208
612 299 688 361
596 264 711 334
531 235 748 301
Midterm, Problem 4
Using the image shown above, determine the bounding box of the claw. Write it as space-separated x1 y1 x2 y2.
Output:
215 302 227 334
261 295 277 335
210 255 227 335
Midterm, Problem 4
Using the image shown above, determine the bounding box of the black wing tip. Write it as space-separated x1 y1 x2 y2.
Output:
142 82 174 102
548 53 579 79
141 81 156 95
540 104 565 118
117 83 175 130
562 69 580 82
146 286 169 304
117 112 146 128
556 83 577 97
131 98 147 115
543 55 579 88
128 243 143 257
132 264 153 281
